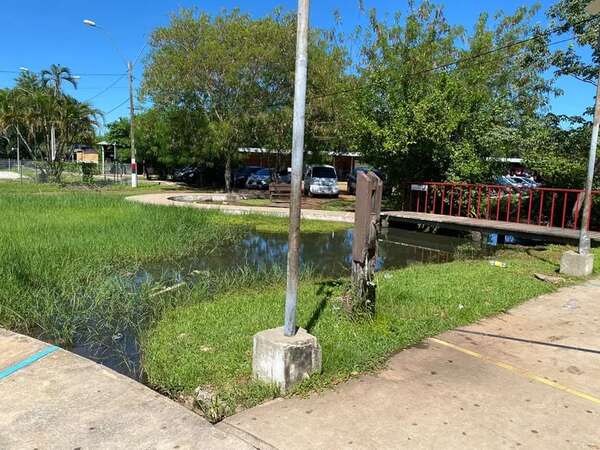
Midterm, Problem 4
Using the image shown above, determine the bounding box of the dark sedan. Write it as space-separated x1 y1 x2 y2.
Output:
347 167 385 195
246 168 275 190
233 165 262 188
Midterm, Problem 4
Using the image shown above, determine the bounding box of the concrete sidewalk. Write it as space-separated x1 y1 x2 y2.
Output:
127 192 355 223
223 279 600 449
0 330 253 449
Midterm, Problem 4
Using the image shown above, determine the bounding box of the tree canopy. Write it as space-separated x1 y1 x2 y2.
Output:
344 2 558 187
141 8 349 190
97 1 600 191
0 69 100 182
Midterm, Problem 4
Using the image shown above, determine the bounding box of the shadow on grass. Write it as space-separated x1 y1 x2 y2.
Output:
525 246 561 272
305 280 345 333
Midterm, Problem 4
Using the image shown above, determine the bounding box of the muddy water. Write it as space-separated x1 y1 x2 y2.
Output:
73 227 489 378
140 227 484 282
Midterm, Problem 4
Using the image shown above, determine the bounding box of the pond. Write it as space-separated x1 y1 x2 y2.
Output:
139 227 483 282
72 226 490 379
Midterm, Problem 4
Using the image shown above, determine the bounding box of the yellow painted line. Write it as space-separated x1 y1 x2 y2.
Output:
430 337 600 406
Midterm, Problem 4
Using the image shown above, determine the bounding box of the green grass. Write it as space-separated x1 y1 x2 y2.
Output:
320 198 355 211
237 198 272 207
3 179 599 423
143 245 599 420
0 181 345 346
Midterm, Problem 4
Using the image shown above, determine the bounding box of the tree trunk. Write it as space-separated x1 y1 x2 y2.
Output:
224 154 232 193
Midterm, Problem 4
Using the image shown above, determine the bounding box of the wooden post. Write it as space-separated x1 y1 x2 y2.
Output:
351 171 383 314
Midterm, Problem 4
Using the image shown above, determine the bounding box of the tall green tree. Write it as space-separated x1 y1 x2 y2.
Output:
41 64 79 96
548 0 599 90
346 2 555 190
531 0 600 189
142 8 348 190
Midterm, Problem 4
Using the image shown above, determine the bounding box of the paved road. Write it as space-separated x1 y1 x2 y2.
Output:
0 330 253 449
127 192 355 223
222 279 600 449
0 171 21 180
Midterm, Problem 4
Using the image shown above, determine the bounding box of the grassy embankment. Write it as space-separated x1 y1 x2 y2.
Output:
0 181 348 345
143 240 599 421
2 180 598 423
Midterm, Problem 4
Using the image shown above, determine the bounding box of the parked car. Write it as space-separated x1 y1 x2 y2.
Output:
496 175 540 190
173 164 224 187
347 167 384 195
303 165 339 197
496 175 525 190
511 175 541 189
275 168 291 184
246 168 275 190
233 165 262 188
174 165 205 184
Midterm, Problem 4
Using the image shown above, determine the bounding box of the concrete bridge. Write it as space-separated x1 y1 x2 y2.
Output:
400 182 600 244
385 211 600 244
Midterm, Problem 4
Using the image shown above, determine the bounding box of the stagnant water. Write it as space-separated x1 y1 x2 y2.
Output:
73 227 490 378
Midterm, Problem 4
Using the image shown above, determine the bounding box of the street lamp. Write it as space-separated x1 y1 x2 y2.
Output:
83 18 138 188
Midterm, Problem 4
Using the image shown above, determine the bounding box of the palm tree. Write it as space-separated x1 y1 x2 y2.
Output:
41 64 78 96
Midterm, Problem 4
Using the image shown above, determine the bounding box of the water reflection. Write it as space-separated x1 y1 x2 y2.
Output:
75 227 487 378
142 227 484 283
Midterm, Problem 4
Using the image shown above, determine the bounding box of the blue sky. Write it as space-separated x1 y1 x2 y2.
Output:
1 0 595 132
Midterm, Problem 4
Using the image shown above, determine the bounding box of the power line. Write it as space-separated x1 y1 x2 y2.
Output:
310 15 600 102
94 13 599 120
0 69 125 77
104 98 130 115
306 34 584 131
84 73 128 102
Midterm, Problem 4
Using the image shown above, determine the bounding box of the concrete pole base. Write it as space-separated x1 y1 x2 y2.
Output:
559 250 594 277
252 327 322 393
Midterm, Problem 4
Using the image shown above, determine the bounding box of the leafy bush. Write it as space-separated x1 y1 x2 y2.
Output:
81 163 99 183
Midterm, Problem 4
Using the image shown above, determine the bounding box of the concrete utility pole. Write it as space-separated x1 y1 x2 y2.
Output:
251 0 321 394
128 61 138 188
578 57 600 256
114 142 118 183
84 19 137 188
560 1 600 277
50 125 56 162
16 135 21 184
284 0 310 337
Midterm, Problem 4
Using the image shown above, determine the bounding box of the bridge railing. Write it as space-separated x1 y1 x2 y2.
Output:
404 182 600 231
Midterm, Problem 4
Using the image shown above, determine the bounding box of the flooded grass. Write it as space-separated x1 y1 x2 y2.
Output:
143 245 599 421
3 181 597 422
0 182 347 375
0 188 244 343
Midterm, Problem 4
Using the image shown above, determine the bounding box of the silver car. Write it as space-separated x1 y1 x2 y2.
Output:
303 165 339 197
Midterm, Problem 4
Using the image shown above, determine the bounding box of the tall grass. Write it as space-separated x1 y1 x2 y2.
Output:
0 191 243 343
143 245 600 421
0 183 334 373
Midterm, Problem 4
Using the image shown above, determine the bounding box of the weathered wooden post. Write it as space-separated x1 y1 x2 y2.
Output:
352 171 383 314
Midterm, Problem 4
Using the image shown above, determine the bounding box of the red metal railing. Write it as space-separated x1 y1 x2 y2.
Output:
405 182 600 232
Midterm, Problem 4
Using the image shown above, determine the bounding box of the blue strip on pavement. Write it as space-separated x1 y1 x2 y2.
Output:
0 345 59 380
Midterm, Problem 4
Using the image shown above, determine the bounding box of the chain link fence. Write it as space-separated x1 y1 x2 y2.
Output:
0 158 133 184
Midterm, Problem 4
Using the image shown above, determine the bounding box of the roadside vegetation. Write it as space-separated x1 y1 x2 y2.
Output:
1 181 598 422
143 240 599 422
0 182 346 345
